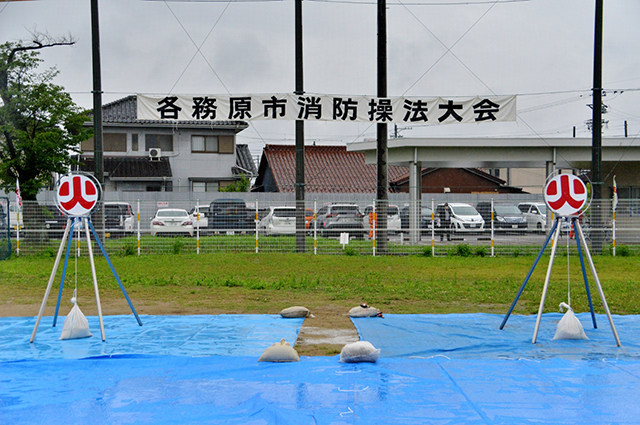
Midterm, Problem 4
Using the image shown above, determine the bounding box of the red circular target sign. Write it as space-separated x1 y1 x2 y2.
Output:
55 173 101 217
544 174 588 217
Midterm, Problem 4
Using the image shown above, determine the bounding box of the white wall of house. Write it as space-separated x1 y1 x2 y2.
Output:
83 126 238 192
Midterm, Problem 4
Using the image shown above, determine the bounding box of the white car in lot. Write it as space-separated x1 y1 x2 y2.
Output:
188 205 208 229
150 209 194 236
363 204 402 234
518 202 547 231
259 206 296 235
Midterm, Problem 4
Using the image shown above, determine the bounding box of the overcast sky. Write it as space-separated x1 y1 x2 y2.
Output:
1 0 639 161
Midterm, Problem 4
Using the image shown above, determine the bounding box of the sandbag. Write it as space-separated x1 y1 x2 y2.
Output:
349 305 380 318
280 306 311 318
340 341 380 363
553 302 588 340
258 338 300 362
60 302 92 340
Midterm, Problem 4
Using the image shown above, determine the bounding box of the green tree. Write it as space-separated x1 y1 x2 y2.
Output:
0 33 92 201
219 174 251 192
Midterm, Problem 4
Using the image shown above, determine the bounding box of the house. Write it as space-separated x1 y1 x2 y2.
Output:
80 95 256 193
252 145 408 193
391 167 525 194
252 144 523 193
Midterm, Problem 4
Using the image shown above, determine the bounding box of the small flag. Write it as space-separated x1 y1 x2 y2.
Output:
613 175 618 212
16 179 22 208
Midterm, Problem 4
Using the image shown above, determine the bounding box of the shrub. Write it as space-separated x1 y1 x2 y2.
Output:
421 247 432 257
172 238 184 255
617 245 632 257
456 244 472 257
475 246 486 257
122 241 136 257
344 246 359 256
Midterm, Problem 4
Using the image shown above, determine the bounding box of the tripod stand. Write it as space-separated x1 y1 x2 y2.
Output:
30 216 142 342
500 216 620 346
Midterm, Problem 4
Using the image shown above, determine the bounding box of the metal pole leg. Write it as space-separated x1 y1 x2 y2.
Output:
573 218 598 328
30 219 73 343
575 220 621 346
500 219 559 329
88 220 142 326
532 219 562 344
84 217 106 341
53 219 76 327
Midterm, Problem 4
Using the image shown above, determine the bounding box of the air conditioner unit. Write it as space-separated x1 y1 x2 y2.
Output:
149 148 162 160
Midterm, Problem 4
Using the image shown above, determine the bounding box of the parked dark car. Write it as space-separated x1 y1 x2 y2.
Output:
476 202 527 230
42 205 68 238
208 199 253 232
400 206 434 235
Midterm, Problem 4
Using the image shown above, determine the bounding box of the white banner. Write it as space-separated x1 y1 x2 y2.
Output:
137 93 516 125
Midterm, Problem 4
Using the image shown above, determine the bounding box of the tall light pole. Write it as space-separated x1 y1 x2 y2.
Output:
295 0 306 253
591 0 604 252
376 0 389 254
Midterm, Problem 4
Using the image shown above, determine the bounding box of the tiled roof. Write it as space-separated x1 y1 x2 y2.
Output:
234 144 257 176
79 156 172 180
91 95 249 130
255 145 408 193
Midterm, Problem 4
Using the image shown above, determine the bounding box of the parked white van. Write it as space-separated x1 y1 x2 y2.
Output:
435 203 484 239
518 202 547 231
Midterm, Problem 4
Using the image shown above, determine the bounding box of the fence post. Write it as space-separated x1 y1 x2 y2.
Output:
137 199 141 257
313 200 317 255
491 198 495 257
431 199 435 257
255 200 259 254
196 199 200 255
15 206 20 256
612 204 616 257
372 199 376 257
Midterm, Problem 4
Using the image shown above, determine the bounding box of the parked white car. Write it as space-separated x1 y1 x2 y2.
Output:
188 205 208 229
259 206 296 235
435 203 485 239
518 202 547 231
363 204 402 234
150 209 194 236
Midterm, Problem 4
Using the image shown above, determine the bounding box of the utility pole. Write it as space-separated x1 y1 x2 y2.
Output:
591 0 604 252
91 0 103 186
376 0 389 254
91 0 105 243
295 0 306 253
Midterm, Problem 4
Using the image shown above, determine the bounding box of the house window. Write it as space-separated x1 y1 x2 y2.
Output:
191 136 218 153
145 134 173 152
219 136 234 154
132 134 139 151
192 181 219 192
81 133 126 152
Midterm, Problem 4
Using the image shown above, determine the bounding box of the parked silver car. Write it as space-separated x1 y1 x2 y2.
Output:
314 203 365 239
259 206 296 235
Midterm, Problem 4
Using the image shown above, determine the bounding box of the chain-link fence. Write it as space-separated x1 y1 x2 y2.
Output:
4 198 638 258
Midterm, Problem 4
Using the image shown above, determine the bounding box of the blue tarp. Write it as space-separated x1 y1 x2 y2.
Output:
0 314 304 361
351 313 640 360
2 354 640 424
2 313 640 425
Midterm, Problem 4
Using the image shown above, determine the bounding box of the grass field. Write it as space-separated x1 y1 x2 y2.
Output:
1 253 639 317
